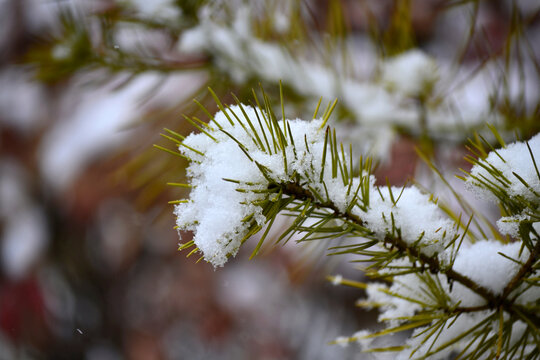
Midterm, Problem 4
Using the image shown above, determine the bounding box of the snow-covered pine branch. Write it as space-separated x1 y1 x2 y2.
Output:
178 1 502 161
167 92 540 359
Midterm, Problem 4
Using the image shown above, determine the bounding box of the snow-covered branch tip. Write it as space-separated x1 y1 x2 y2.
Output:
164 90 540 359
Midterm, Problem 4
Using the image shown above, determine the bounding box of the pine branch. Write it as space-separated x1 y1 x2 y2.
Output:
164 89 540 358
502 237 540 301
280 177 540 328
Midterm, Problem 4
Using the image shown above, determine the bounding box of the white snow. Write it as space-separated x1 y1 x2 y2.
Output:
40 74 153 189
177 2 501 160
381 50 439 96
365 280 422 322
452 240 528 296
175 105 328 266
40 71 205 190
467 133 540 203
176 105 461 265
125 0 181 21
331 274 343 286
497 214 529 238
351 330 374 349
173 104 540 359
358 186 457 257
0 161 49 280
175 103 461 266
1 207 48 280
0 67 48 133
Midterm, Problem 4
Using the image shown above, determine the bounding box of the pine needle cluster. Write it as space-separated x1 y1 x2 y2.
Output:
166 88 540 359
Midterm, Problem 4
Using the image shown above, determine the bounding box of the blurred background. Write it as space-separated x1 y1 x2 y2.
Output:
0 0 539 359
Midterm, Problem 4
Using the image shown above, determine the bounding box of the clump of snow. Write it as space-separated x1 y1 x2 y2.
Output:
360 257 535 357
332 330 374 353
331 274 343 286
273 11 290 33
425 240 533 308
364 281 422 323
452 240 528 296
334 336 350 348
466 133 540 242
179 5 335 97
51 43 71 60
174 137 267 266
176 104 461 266
351 330 373 349
355 239 536 355
358 186 457 257
113 21 172 55
446 280 486 307
175 105 328 267
497 214 529 238
381 50 439 97
467 133 540 203
340 82 416 127
178 27 207 53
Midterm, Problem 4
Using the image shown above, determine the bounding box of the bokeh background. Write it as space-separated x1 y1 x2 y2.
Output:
0 0 539 359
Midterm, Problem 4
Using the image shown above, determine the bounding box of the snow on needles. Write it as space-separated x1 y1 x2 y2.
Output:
175 105 457 266
173 106 540 358
178 1 501 163
467 132 540 203
175 106 326 267
381 49 439 96
453 240 528 296
467 133 540 238
359 186 457 257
